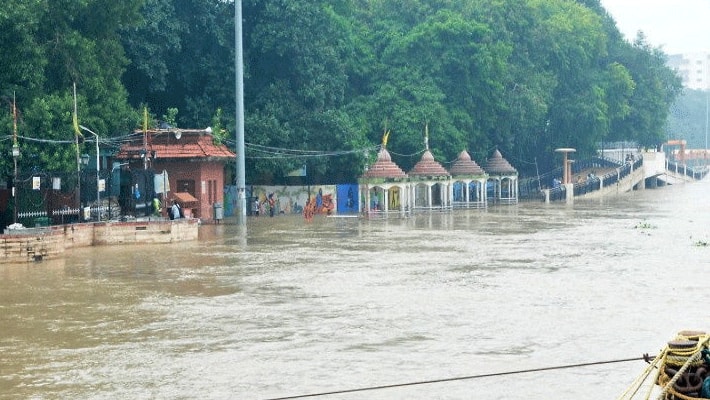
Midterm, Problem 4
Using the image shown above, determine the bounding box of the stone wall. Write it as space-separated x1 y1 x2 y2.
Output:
0 228 65 263
1 219 199 264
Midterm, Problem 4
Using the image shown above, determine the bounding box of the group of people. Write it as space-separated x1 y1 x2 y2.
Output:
253 193 276 217
150 197 185 220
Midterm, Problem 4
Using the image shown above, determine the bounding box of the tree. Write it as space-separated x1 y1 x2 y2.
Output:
0 0 686 183
243 0 370 183
0 0 141 175
607 34 683 147
121 0 236 128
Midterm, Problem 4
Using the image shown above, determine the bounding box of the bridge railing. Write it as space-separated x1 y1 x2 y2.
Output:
666 160 709 180
520 156 648 202
519 156 625 202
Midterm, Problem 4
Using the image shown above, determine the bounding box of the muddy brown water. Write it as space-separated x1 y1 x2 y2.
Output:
2 180 710 399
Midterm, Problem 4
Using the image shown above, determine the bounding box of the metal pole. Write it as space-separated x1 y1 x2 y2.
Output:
95 133 99 217
705 91 708 167
80 126 100 220
235 0 247 225
12 93 18 225
13 154 17 224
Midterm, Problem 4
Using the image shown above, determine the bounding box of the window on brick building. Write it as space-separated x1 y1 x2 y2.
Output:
177 179 195 196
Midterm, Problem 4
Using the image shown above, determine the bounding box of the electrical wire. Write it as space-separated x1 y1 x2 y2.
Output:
244 143 380 160
387 148 426 158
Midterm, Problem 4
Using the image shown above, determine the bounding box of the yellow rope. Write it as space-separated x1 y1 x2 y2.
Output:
657 335 710 400
645 350 667 400
617 348 667 400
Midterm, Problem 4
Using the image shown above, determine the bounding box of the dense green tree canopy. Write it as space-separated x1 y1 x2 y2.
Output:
0 0 685 182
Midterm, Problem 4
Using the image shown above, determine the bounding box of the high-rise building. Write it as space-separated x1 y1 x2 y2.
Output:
667 52 710 90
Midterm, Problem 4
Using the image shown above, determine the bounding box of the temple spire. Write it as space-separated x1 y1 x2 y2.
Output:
424 123 429 151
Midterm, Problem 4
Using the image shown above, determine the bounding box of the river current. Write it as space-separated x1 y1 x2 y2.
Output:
2 180 710 399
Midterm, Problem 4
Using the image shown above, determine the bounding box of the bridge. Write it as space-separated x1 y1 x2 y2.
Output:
519 148 708 203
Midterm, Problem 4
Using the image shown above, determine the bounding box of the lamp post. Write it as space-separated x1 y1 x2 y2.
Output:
80 153 90 220
79 125 100 219
12 143 19 224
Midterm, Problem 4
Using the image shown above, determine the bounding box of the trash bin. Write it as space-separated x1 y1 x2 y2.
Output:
213 202 224 221
34 216 50 227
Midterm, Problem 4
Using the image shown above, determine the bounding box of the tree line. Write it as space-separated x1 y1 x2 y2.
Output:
0 0 683 184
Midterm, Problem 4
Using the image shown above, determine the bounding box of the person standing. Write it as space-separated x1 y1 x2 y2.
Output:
171 200 181 220
253 198 260 217
152 197 161 217
268 194 275 217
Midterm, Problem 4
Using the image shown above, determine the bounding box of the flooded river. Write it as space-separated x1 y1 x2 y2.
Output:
2 180 710 399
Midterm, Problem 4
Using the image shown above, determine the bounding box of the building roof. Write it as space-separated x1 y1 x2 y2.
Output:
408 149 450 177
482 149 517 175
115 129 236 161
449 150 485 176
173 191 199 205
360 148 408 179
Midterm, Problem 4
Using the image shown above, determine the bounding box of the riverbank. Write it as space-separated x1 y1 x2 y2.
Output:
0 218 199 263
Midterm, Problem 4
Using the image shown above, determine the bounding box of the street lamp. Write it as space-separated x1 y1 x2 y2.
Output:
79 125 100 219
11 142 19 224
78 153 90 221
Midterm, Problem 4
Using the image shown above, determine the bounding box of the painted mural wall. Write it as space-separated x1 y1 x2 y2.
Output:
223 184 361 217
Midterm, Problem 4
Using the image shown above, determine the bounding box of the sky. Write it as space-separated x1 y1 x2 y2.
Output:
599 0 710 54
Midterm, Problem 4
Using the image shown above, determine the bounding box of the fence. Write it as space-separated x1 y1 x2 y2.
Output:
519 156 625 202
666 160 709 181
5 168 158 228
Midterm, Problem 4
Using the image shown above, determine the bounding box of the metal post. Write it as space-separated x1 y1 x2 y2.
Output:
80 125 100 220
96 135 99 214
705 91 708 168
12 145 18 224
11 93 19 225
235 0 247 225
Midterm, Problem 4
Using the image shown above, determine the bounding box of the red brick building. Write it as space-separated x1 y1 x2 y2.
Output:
115 128 235 221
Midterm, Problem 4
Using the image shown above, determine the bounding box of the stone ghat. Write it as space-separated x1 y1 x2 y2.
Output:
1 219 199 264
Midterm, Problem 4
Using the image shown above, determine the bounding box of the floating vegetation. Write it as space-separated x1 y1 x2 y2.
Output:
691 236 709 247
634 221 656 230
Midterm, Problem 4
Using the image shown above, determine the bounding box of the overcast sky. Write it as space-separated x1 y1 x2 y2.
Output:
599 0 710 54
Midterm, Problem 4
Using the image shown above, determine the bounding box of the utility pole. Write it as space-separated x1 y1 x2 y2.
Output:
12 93 19 225
143 107 148 170
80 125 101 219
235 0 246 225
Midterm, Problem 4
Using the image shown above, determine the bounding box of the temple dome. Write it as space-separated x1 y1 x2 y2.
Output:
408 150 450 177
482 149 517 174
450 150 485 176
360 148 407 179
